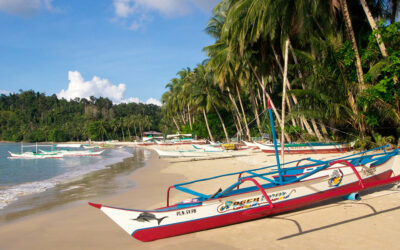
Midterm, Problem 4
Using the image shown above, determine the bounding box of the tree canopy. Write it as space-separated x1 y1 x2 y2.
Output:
0 90 161 142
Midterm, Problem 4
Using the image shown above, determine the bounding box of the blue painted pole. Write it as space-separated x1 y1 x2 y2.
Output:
268 99 282 184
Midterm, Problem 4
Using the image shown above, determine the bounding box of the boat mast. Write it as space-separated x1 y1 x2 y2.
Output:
281 39 290 165
268 99 282 184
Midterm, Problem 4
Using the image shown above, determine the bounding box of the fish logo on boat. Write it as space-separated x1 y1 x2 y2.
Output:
132 212 168 225
328 169 344 187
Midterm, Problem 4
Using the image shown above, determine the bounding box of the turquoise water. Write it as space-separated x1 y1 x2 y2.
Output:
0 142 135 209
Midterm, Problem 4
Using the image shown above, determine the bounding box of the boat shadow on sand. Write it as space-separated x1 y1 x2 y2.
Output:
275 183 400 240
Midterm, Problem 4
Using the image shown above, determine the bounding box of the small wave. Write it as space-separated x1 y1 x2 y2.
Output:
0 148 134 209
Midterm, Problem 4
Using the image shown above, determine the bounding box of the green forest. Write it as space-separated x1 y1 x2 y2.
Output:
1 1 399 148
0 91 161 142
162 0 400 148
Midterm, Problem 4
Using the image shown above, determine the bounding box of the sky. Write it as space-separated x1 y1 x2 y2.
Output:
0 0 220 105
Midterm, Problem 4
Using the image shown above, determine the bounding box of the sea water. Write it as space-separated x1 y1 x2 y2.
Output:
0 143 139 211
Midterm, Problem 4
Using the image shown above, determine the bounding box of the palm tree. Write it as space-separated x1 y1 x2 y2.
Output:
161 84 181 132
178 67 194 131
204 42 250 140
192 63 215 142
339 0 366 88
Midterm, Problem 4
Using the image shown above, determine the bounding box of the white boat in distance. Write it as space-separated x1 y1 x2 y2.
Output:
56 144 82 148
153 148 249 158
192 144 224 152
254 141 352 154
8 151 64 159
243 141 260 148
40 149 105 156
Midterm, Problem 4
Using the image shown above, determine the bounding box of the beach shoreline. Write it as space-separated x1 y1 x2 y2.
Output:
0 147 400 249
0 144 143 224
0 147 143 226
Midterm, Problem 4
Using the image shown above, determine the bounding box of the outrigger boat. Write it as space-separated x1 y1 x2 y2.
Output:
8 151 64 159
153 148 249 158
39 149 105 157
243 141 260 148
89 101 400 242
254 141 352 154
192 144 224 152
8 143 64 159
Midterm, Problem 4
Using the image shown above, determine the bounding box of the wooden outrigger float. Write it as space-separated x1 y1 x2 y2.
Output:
89 101 400 242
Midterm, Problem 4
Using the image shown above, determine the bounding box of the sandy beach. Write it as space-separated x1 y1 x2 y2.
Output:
1 146 400 249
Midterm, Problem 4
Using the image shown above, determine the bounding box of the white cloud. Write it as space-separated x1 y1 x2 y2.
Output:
0 90 10 95
145 97 162 106
57 71 161 106
114 0 134 18
120 97 140 103
113 0 219 30
128 14 152 31
0 0 55 16
58 71 125 103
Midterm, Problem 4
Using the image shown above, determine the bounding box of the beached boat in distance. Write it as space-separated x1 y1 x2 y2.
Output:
243 141 272 149
254 141 352 154
39 149 105 157
8 151 63 159
191 144 224 152
89 145 400 241
55 143 82 148
153 148 249 158
153 148 205 158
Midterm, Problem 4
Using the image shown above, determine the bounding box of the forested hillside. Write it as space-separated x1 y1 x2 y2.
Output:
0 91 161 142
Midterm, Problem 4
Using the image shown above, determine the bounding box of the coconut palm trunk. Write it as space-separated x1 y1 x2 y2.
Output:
320 123 329 138
340 0 365 88
127 126 131 140
212 103 229 142
133 120 137 137
359 0 388 58
172 117 180 132
247 81 263 136
272 44 317 138
285 94 297 127
340 0 367 135
248 64 290 142
181 113 186 125
235 82 251 141
202 108 214 142
187 105 193 130
231 108 241 140
227 86 244 137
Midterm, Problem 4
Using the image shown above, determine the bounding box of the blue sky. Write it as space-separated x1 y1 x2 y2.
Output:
0 0 219 105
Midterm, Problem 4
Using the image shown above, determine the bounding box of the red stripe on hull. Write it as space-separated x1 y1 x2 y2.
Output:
261 148 350 154
133 171 397 241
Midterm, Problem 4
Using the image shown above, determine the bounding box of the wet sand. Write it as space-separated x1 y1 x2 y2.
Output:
0 146 400 249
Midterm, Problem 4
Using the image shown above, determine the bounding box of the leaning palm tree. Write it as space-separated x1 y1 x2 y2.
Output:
204 42 251 140
205 69 231 142
359 0 388 58
192 63 216 142
338 0 366 88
